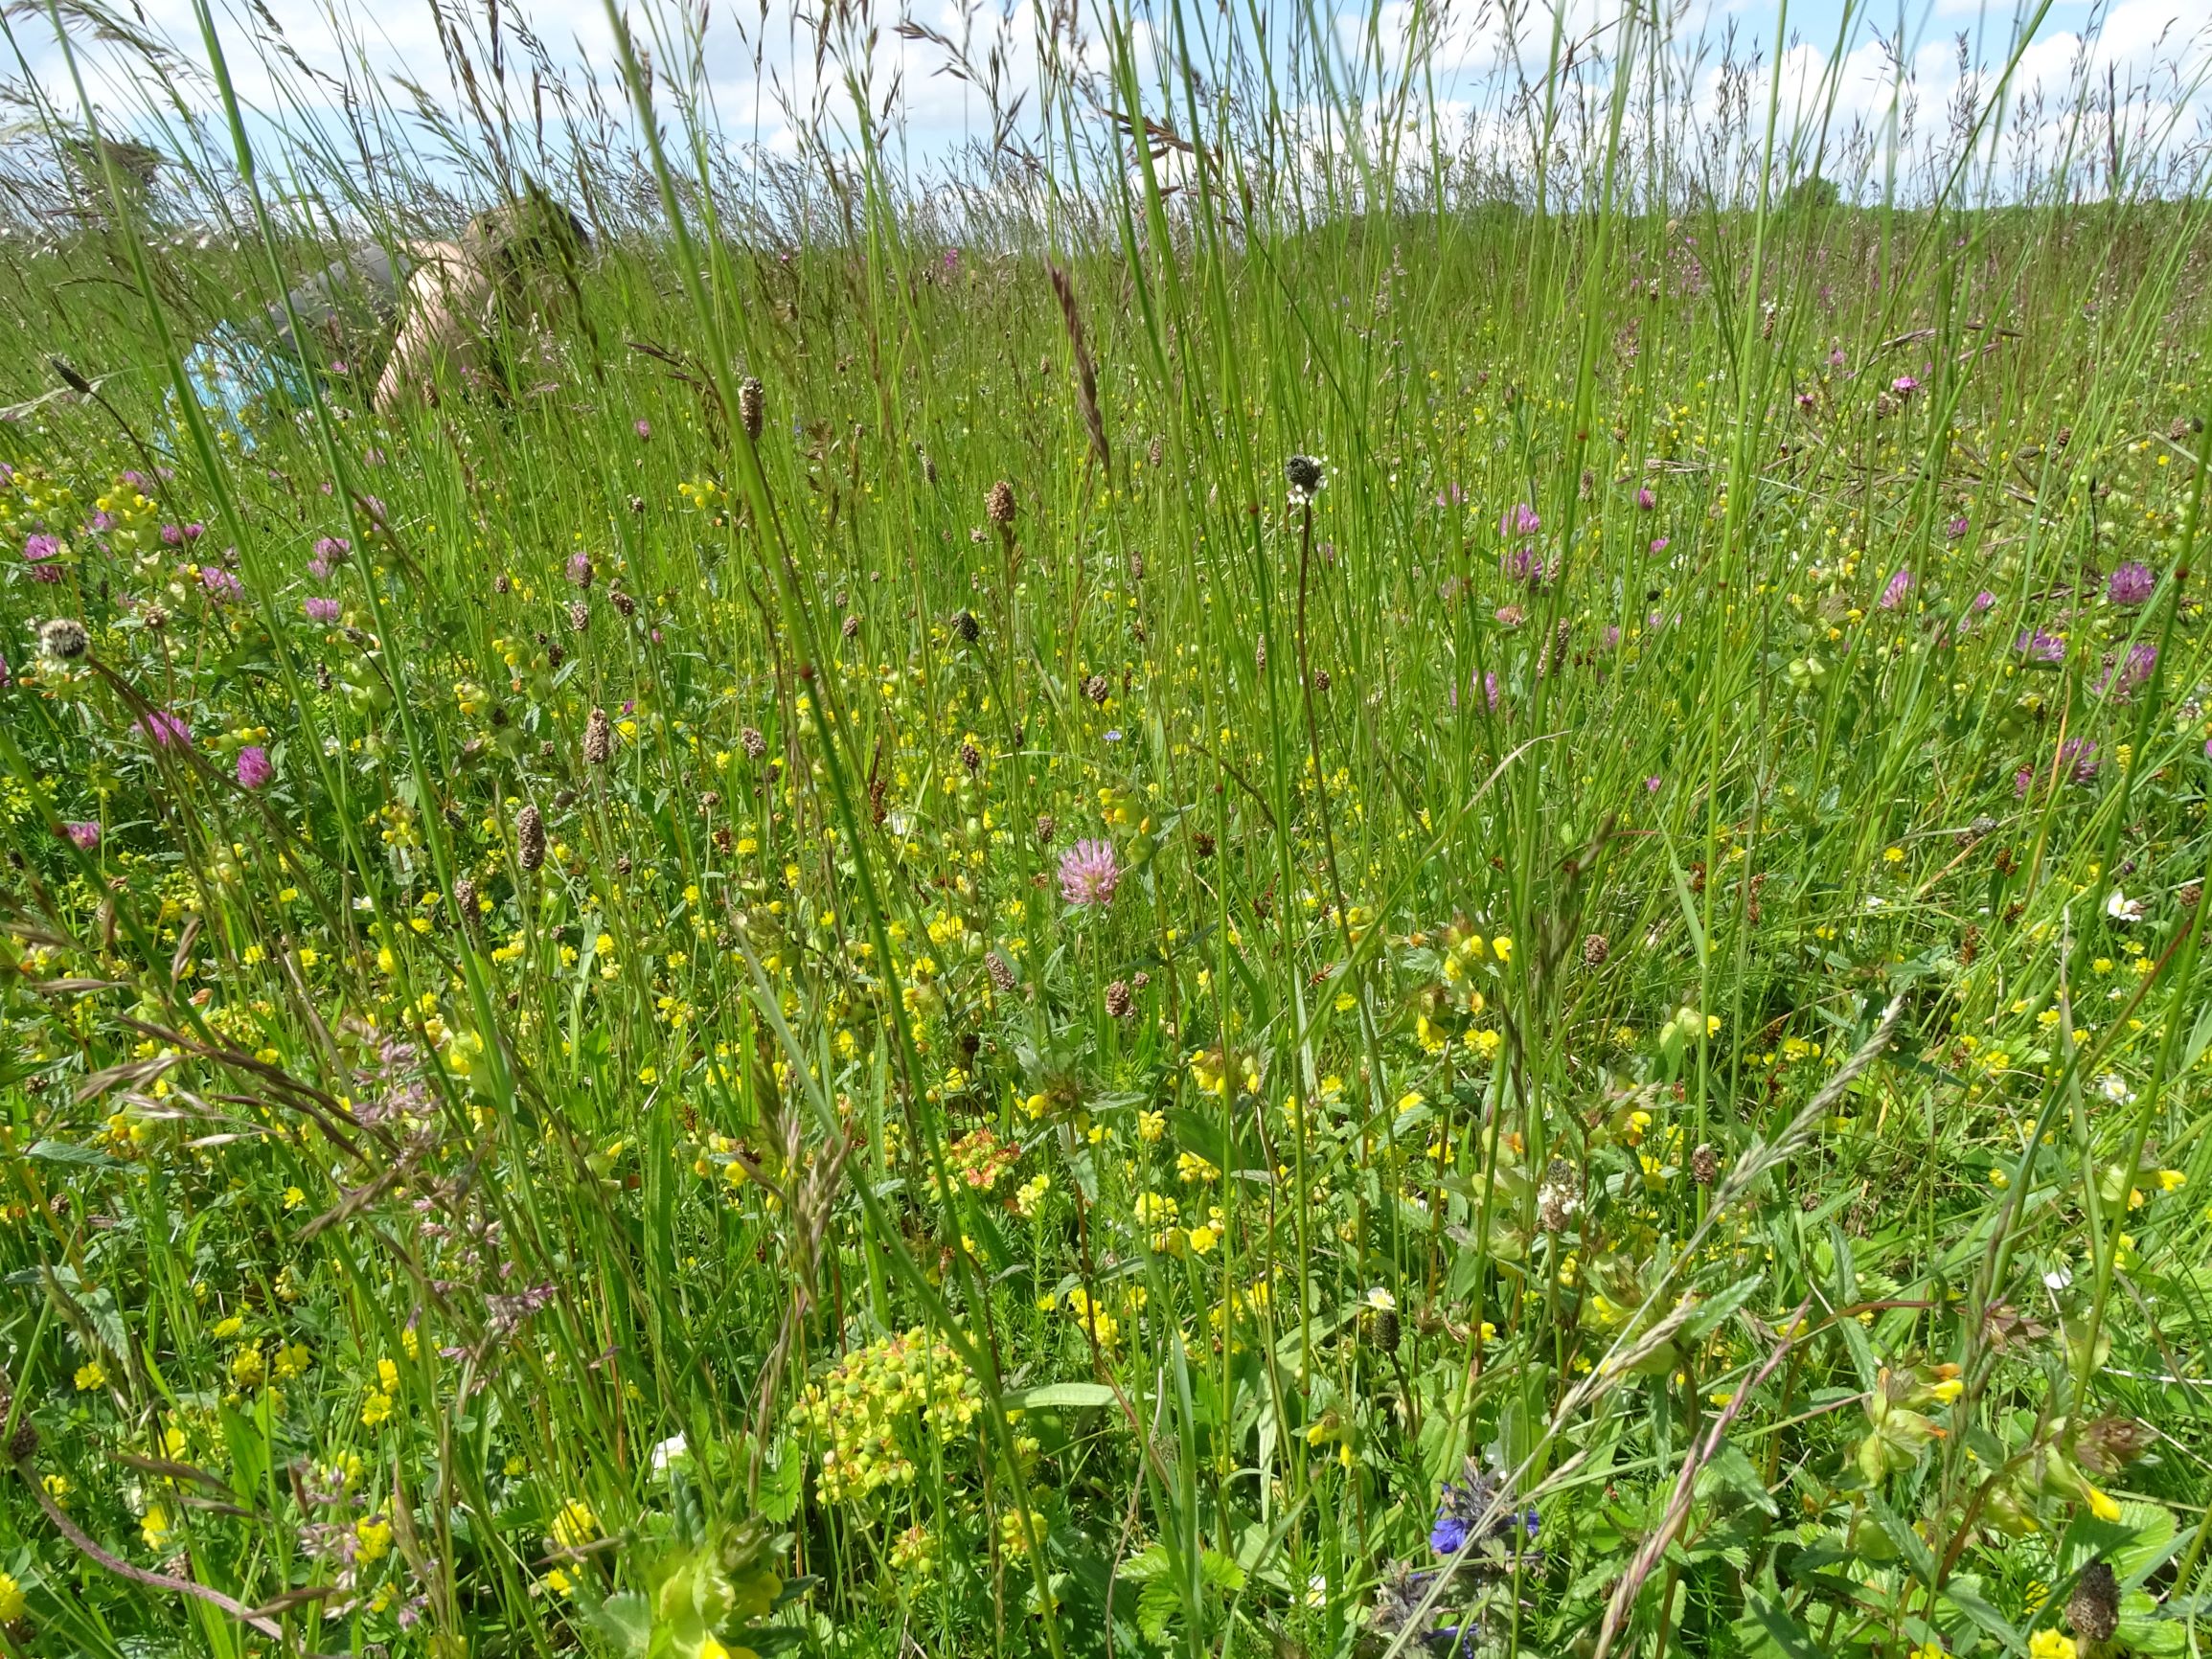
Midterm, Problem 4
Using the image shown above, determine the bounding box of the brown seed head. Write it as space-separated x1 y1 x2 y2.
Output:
516 804 545 872
2068 1561 2119 1645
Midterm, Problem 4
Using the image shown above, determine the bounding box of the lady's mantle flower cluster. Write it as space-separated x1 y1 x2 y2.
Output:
790 1329 983 1503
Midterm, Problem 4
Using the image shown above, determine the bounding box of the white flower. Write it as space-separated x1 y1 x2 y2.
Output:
2043 1264 2073 1290
650 1434 689 1475
1365 1286 1397 1312
2097 1073 2135 1104
2106 890 2143 922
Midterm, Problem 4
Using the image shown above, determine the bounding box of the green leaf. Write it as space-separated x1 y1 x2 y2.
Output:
588 1590 653 1657
23 1138 121 1168
1941 1578 2027 1654
1136 1576 1179 1644
757 1435 804 1525
1683 1272 1765 1340
1007 1382 1118 1410
1741 1591 1822 1659
1198 1548 1246 1592
1695 1441 1778 1515
1865 1495 1939 1585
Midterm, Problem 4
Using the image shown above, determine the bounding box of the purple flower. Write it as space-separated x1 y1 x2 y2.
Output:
1795 391 1816 411
23 533 61 563
237 745 273 789
943 246 961 274
309 536 350 581
88 510 116 533
567 552 595 588
2100 643 2158 698
139 709 191 749
1947 515 1971 540
1603 625 1622 649
1891 375 1921 397
1500 546 1548 586
1646 775 1663 792
1058 839 1122 907
0 463 13 485
2014 627 2065 664
1971 590 1995 613
1635 487 1655 511
184 522 206 540
61 820 101 850
304 596 341 624
1649 536 1669 554
2061 737 2100 784
1879 569 1913 610
121 469 152 490
200 566 244 603
634 419 651 439
1828 347 1847 368
1500 502 1540 538
1429 1515 1471 1555
161 524 185 547
2107 561 2155 607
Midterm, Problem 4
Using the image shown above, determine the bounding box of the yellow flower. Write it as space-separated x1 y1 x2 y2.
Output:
1176 1150 1220 1185
354 1517 394 1563
549 1498 600 1550
2029 1632 2077 1659
230 1345 267 1389
74 1360 107 1391
2085 1485 2122 1523
274 1343 313 1381
0 1570 23 1622
1492 935 1513 961
142 1503 173 1552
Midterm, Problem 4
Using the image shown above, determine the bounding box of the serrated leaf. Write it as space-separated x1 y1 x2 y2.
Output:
1941 1578 2026 1654
1742 1591 1822 1659
1199 1547 1245 1591
588 1590 652 1657
1865 1494 1939 1585
1694 1442 1778 1515
1684 1273 1765 1340
24 1138 122 1168
1136 1576 1179 1644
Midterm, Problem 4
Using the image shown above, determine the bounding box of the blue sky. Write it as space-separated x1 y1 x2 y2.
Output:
7 0 2205 200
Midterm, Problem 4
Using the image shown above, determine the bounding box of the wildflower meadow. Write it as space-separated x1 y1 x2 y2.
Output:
3 0 2211 1655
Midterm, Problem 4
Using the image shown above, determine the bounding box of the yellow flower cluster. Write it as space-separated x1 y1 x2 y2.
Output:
789 1329 982 1504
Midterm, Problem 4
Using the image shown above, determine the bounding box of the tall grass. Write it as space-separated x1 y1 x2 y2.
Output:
3 2 2212 1656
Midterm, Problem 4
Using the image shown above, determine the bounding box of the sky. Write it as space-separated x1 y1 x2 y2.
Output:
6 0 2208 207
